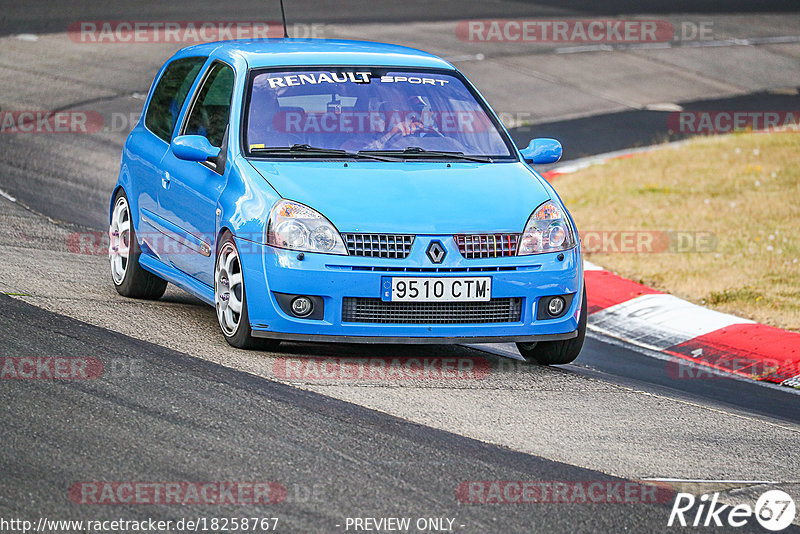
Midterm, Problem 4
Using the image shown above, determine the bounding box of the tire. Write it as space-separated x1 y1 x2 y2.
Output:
517 285 587 365
110 190 168 300
215 233 281 351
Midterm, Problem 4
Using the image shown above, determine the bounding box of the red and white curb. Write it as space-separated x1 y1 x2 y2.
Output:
583 260 800 386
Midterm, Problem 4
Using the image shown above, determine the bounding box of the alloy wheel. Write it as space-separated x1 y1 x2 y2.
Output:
215 242 244 336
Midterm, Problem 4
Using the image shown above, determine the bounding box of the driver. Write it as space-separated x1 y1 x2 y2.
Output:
364 95 439 149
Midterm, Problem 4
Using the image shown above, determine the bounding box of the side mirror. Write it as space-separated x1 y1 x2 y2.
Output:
171 135 221 162
520 138 562 165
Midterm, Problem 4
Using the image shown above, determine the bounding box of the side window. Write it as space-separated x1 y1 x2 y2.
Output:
183 63 235 148
145 57 206 143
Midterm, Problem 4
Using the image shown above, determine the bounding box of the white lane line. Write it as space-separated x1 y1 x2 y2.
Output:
443 53 485 62
0 188 17 202
555 44 615 54
644 102 683 112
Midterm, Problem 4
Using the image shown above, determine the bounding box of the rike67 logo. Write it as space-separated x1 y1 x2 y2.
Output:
668 489 796 531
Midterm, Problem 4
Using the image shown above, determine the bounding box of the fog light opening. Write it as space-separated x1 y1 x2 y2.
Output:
291 296 314 317
547 296 566 317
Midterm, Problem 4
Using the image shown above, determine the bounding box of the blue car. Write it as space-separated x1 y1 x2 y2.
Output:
109 38 585 365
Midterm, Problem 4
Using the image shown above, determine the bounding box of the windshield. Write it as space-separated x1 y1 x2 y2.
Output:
244 68 514 159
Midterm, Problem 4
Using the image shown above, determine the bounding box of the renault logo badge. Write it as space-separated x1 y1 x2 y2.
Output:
426 241 446 264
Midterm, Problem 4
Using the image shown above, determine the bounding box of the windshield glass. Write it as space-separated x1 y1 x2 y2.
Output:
245 68 514 158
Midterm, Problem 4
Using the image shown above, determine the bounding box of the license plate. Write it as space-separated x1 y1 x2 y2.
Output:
381 277 491 302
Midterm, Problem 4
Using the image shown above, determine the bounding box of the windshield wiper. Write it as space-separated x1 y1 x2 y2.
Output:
359 147 493 163
250 144 399 162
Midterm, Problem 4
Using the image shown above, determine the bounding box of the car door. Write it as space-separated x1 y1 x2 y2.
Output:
133 56 206 255
157 61 235 286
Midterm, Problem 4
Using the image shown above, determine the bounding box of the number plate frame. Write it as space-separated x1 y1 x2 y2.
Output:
380 276 492 302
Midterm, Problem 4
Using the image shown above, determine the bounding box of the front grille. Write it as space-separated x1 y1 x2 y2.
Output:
343 233 415 259
342 297 522 324
455 233 520 259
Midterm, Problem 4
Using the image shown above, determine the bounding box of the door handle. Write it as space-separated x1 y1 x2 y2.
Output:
161 171 170 190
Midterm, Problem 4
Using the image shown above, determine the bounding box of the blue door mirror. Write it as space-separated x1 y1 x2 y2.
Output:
171 135 221 162
520 138 562 164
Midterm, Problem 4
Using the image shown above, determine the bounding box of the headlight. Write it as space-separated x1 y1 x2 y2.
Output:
267 200 348 255
518 200 576 255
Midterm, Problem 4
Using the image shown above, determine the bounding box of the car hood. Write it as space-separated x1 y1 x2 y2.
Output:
248 160 551 234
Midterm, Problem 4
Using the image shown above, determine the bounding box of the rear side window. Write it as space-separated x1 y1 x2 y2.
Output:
183 62 235 147
145 57 206 142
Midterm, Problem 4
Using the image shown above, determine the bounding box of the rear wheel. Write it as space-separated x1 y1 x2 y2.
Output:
215 233 280 351
109 191 167 299
517 286 587 365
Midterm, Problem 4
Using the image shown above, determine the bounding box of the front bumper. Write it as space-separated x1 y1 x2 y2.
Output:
249 331 578 344
238 234 583 343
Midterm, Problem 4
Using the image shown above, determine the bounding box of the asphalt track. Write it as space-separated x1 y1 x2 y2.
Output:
1 0 797 37
508 90 800 160
1 2 799 532
484 334 800 425
1 293 683 532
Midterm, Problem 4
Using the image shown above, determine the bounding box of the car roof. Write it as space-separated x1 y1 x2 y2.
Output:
177 38 456 70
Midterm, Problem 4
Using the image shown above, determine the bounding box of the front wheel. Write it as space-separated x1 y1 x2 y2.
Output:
215 233 280 351
517 286 587 365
